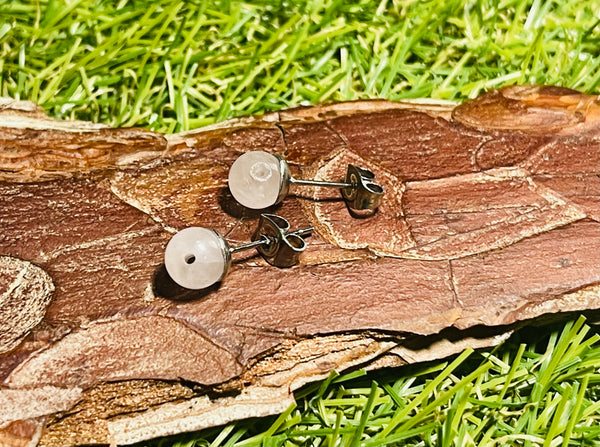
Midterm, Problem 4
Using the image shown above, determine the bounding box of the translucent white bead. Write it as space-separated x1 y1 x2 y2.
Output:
164 227 228 290
228 151 282 209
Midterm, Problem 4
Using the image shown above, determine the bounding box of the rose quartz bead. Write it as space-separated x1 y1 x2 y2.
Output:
228 151 282 209
164 227 228 289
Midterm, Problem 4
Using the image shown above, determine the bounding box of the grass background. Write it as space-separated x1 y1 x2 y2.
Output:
1 0 600 445
2 0 599 131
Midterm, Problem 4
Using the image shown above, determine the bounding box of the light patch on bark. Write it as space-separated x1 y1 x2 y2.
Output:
506 284 600 323
0 113 107 132
0 257 54 354
0 98 41 113
244 334 398 390
0 386 82 425
388 331 512 364
107 387 292 446
277 98 456 122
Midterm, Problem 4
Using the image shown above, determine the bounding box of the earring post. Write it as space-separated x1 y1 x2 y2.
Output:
229 226 313 253
229 237 271 253
290 227 314 237
290 177 353 188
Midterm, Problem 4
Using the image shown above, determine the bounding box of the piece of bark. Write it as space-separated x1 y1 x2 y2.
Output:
0 86 598 446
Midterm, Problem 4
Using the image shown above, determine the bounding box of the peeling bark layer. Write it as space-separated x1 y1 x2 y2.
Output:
0 86 598 446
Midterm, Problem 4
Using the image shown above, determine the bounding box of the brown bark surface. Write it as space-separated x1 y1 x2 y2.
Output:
0 86 598 446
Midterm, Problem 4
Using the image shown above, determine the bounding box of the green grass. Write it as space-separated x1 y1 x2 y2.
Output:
1 0 600 446
1 0 599 132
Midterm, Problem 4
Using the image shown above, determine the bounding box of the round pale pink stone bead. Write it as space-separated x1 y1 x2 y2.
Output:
228 151 282 209
164 227 227 289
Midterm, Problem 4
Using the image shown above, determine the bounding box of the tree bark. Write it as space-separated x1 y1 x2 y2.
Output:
0 86 598 446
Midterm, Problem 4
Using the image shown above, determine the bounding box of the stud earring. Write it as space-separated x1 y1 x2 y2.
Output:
228 151 384 212
164 214 312 290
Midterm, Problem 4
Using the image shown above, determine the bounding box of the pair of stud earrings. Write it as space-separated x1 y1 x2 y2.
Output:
164 151 384 290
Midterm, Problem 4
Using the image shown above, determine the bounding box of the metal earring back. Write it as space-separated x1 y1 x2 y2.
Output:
164 214 312 290
228 151 384 212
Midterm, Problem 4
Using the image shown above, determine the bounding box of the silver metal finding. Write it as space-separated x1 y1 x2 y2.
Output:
273 155 384 212
341 165 385 211
250 214 312 267
203 214 313 278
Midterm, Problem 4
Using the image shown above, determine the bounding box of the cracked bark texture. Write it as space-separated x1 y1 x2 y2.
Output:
0 86 599 446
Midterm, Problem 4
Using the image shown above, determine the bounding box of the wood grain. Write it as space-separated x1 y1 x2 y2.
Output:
0 86 598 446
